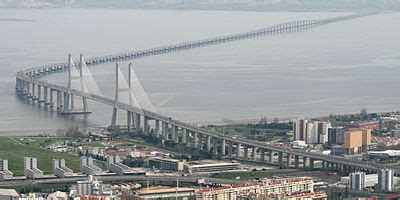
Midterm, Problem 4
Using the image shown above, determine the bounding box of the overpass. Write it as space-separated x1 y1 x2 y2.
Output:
15 12 391 176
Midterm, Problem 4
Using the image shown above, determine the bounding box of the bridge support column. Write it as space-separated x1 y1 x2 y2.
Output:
37 85 43 102
182 129 188 146
143 116 149 134
63 92 70 112
294 155 300 168
193 132 198 149
70 94 75 111
303 157 308 168
172 125 179 143
236 143 241 158
49 89 54 107
260 149 265 162
228 141 233 158
32 84 37 100
155 120 160 136
243 146 248 160
162 122 168 140
43 87 49 105
198 134 203 150
278 152 283 168
221 139 226 156
127 111 132 133
269 150 274 164
26 82 32 97
252 147 257 160
212 139 218 156
286 153 291 167
206 136 211 152
134 113 141 132
56 90 62 109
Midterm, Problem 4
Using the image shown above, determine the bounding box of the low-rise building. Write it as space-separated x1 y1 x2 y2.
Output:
134 186 195 200
186 163 240 173
106 155 145 176
196 177 318 200
0 189 20 200
80 156 103 175
148 157 186 172
53 159 73 178
24 157 43 179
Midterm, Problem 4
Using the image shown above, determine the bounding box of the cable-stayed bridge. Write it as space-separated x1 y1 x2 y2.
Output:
16 11 393 175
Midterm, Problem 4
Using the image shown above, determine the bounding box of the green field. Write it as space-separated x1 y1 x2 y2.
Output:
0 137 80 176
211 168 299 180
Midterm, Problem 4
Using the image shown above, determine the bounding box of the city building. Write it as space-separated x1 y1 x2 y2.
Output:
186 162 240 173
349 172 366 191
148 157 186 172
106 155 145 176
80 156 103 175
294 119 308 142
327 126 344 146
294 119 331 144
378 168 394 192
0 189 20 200
53 159 73 178
344 129 371 154
134 186 195 200
0 159 13 180
237 191 327 200
196 177 319 200
24 157 43 179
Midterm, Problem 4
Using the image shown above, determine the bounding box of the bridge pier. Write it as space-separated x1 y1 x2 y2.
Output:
252 147 257 160
32 84 37 100
155 120 160 136
134 113 141 132
221 139 226 156
260 149 265 162
278 152 283 168
236 143 241 158
227 141 233 159
206 135 211 152
56 90 62 109
143 116 149 134
294 155 300 168
162 121 168 140
193 132 199 149
243 146 248 160
212 139 218 156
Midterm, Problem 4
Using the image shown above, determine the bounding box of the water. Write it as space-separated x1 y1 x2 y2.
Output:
1 9 399 134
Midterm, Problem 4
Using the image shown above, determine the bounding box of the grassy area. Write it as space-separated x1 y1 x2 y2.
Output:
207 123 291 143
211 168 298 180
0 137 80 176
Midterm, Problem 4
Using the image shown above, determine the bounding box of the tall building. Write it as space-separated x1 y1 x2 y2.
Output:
294 119 331 144
344 129 372 154
294 119 308 141
328 127 345 145
24 157 43 179
349 172 366 191
53 159 73 178
0 159 13 180
378 168 394 192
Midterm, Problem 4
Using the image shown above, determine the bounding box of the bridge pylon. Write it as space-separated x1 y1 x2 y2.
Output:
61 54 92 115
110 63 143 132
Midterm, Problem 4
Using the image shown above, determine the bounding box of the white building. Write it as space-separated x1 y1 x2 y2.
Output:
378 168 394 192
77 175 103 196
294 119 331 144
24 157 43 179
80 156 103 175
0 159 13 180
349 172 366 191
53 159 73 178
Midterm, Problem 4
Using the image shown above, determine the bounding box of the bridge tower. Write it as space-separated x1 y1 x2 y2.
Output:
110 63 142 132
61 54 91 114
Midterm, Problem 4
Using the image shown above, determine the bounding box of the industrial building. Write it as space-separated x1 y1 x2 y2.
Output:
80 156 103 175
349 171 366 191
186 162 240 173
24 157 43 179
106 155 145 176
76 175 103 196
148 157 186 172
378 168 394 192
53 159 73 178
0 159 13 180
196 177 319 200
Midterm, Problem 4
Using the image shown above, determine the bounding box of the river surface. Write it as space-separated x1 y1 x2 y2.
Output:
1 9 400 134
